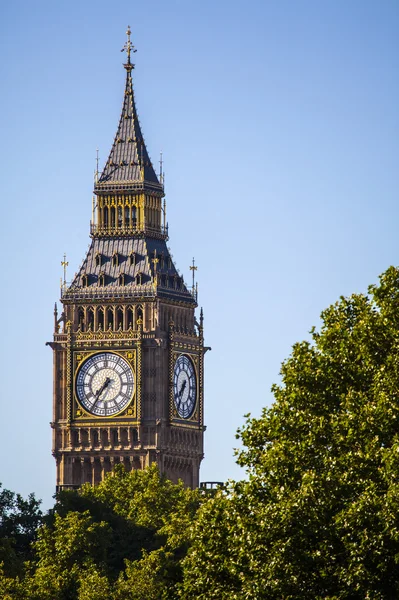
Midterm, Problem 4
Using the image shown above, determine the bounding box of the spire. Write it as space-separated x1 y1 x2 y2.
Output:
95 28 162 195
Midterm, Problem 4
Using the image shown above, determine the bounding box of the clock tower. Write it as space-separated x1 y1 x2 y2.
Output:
49 28 206 491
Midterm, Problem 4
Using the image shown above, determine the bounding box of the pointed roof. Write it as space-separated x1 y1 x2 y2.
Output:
95 28 163 195
63 237 196 306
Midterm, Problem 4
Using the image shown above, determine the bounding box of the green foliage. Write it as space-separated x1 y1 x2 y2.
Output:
182 267 399 599
0 465 203 599
0 484 42 578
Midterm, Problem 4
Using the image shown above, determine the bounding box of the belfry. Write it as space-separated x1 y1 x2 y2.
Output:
49 28 206 490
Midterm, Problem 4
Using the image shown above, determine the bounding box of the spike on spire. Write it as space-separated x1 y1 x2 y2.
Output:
121 25 137 71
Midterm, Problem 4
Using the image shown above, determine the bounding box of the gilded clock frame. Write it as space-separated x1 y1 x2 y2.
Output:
169 350 200 424
72 349 137 420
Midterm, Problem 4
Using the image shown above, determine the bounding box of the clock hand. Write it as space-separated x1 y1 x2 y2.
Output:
178 380 187 399
94 377 111 402
177 380 187 409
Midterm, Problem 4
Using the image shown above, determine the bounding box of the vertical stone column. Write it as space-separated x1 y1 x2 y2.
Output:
100 457 105 482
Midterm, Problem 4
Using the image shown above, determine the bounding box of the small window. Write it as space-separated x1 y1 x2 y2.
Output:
98 273 105 286
129 252 136 266
136 273 142 285
119 273 125 286
82 274 88 287
112 429 119 445
112 252 119 267
95 253 101 267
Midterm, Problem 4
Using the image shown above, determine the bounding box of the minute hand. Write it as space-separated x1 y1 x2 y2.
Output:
177 380 187 405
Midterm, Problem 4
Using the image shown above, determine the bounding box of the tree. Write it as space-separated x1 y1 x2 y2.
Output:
182 267 399 599
0 484 42 578
0 465 203 599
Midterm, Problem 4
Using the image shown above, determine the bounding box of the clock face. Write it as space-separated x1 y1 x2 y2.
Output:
75 352 134 417
173 354 197 419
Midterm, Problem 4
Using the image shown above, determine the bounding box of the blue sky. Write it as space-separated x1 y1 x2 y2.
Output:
0 0 398 509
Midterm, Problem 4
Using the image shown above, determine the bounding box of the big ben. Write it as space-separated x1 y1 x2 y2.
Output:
49 28 206 491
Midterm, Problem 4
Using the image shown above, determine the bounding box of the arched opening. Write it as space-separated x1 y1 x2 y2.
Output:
87 308 94 330
78 308 85 331
104 207 109 228
127 306 134 329
72 430 79 446
132 205 137 227
98 307 104 329
136 305 143 323
112 429 119 446
110 206 116 228
101 429 109 446
121 428 129 445
117 205 122 228
125 205 130 228
107 308 114 330
92 430 99 446
116 306 124 330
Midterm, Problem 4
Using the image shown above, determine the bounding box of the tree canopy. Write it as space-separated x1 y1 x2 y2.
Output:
181 267 399 599
0 465 203 599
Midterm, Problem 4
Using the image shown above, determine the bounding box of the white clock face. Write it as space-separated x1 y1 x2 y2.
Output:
76 352 134 417
173 355 196 419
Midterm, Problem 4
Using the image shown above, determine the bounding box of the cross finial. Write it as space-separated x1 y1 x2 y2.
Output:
189 257 198 296
121 25 137 69
61 253 69 289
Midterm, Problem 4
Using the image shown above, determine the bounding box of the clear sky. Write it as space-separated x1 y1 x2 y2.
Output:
0 1 398 509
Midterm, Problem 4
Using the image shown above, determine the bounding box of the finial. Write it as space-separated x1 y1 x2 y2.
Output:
159 151 163 185
95 148 99 183
61 253 69 289
121 25 137 69
189 258 198 298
